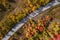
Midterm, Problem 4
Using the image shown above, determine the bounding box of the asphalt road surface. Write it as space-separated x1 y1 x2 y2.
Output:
2 0 60 40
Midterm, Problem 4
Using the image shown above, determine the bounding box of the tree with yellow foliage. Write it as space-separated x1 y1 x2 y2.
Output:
32 6 37 11
9 14 15 22
27 0 31 4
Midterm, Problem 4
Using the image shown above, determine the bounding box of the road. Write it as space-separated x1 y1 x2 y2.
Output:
2 0 60 40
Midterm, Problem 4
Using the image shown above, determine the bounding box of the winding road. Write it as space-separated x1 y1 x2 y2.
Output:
2 0 60 40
